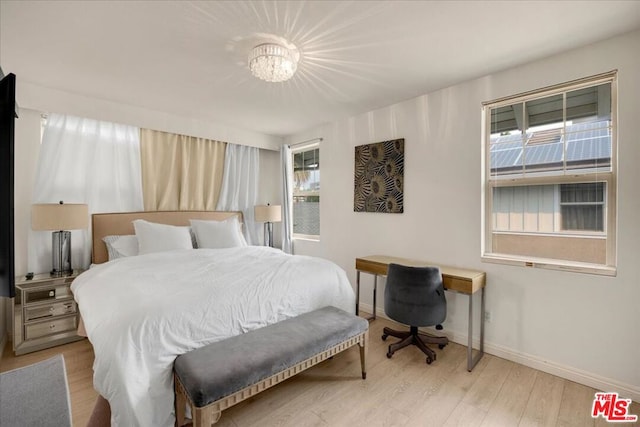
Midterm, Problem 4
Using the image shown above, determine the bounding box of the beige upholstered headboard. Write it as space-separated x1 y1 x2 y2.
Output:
92 211 243 264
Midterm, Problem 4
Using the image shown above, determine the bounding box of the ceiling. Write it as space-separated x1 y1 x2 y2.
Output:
1 1 639 137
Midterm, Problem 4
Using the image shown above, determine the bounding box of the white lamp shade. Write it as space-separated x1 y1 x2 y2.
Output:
32 203 89 231
254 205 282 223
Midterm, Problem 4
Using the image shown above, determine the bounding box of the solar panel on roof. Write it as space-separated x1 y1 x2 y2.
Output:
524 142 563 166
491 120 611 172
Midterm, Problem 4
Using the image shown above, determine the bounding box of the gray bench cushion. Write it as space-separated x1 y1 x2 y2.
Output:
174 306 368 407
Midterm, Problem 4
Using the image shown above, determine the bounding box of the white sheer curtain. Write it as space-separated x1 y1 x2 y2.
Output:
215 143 261 245
28 114 143 273
280 145 293 254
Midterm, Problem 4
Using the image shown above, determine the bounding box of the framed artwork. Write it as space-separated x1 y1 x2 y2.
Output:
354 138 404 213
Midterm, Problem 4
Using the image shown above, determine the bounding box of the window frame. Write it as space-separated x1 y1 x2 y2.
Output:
291 142 320 241
481 71 617 276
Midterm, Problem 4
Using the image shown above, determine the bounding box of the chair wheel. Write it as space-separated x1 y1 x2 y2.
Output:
438 344 447 349
387 352 393 359
381 334 388 341
426 355 433 364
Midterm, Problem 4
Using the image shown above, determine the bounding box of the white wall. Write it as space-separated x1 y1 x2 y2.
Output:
17 82 283 151
13 109 42 277
1 108 42 351
288 30 640 400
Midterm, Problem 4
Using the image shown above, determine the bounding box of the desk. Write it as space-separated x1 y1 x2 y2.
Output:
355 255 486 371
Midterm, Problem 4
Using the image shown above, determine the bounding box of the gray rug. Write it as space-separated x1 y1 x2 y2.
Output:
0 354 72 427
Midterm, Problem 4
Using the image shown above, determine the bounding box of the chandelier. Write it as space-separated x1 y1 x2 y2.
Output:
248 42 299 83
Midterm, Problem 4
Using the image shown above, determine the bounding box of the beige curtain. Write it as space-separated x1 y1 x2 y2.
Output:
140 129 226 211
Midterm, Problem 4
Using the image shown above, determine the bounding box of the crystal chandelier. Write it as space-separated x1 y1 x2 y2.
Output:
248 42 298 83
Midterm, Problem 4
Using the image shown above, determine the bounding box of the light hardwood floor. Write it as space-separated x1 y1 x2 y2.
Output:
2 316 638 427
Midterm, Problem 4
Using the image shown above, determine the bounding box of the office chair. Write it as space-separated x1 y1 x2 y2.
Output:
382 263 448 364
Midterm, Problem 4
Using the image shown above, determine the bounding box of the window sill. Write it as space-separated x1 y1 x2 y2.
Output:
481 254 617 277
293 235 320 242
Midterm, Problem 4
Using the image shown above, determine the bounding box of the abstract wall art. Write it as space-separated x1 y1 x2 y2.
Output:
354 138 404 213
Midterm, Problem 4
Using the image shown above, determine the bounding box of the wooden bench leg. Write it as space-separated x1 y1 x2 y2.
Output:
192 407 221 427
359 330 368 380
175 376 186 426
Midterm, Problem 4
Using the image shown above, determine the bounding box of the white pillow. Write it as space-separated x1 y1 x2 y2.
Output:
102 235 139 260
133 220 194 255
190 217 247 249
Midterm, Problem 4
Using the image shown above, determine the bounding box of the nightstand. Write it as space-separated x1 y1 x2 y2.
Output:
12 270 85 355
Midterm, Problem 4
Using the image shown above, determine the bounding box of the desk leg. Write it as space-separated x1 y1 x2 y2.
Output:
467 292 473 371
466 288 485 372
372 275 377 320
480 287 485 355
356 270 361 316
356 270 376 321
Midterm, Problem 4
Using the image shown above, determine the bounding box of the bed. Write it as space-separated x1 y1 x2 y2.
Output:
72 211 356 427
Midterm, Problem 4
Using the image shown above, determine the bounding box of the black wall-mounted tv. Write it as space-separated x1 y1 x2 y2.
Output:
0 71 16 298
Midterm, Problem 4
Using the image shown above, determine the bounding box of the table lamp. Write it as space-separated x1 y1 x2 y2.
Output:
254 204 281 247
32 201 89 276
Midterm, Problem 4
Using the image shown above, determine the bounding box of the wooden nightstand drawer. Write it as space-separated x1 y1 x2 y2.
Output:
24 300 76 321
25 316 78 340
23 283 73 304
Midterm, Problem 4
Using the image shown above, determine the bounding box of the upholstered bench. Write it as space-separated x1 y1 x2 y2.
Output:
173 306 369 427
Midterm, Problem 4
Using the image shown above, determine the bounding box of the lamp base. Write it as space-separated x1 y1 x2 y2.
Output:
51 230 73 276
50 270 74 277
263 222 274 247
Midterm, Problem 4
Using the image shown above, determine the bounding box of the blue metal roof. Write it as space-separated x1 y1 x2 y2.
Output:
490 120 611 172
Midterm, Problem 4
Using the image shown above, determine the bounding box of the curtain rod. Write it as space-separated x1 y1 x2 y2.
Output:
289 137 323 148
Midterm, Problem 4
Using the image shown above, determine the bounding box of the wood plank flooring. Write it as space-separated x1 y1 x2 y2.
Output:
2 316 638 426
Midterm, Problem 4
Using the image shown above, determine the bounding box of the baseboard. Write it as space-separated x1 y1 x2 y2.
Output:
359 302 640 402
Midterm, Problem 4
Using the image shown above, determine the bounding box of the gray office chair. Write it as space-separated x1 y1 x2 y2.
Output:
382 263 448 364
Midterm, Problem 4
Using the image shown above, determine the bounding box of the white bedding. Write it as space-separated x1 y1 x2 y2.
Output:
71 246 355 427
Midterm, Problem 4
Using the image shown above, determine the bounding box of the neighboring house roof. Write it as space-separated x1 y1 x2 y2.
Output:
490 120 611 173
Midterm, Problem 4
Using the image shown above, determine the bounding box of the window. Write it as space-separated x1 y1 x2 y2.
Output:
292 144 320 238
482 71 617 275
560 183 604 232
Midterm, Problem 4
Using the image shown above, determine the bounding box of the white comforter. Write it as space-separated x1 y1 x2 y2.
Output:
72 246 355 427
